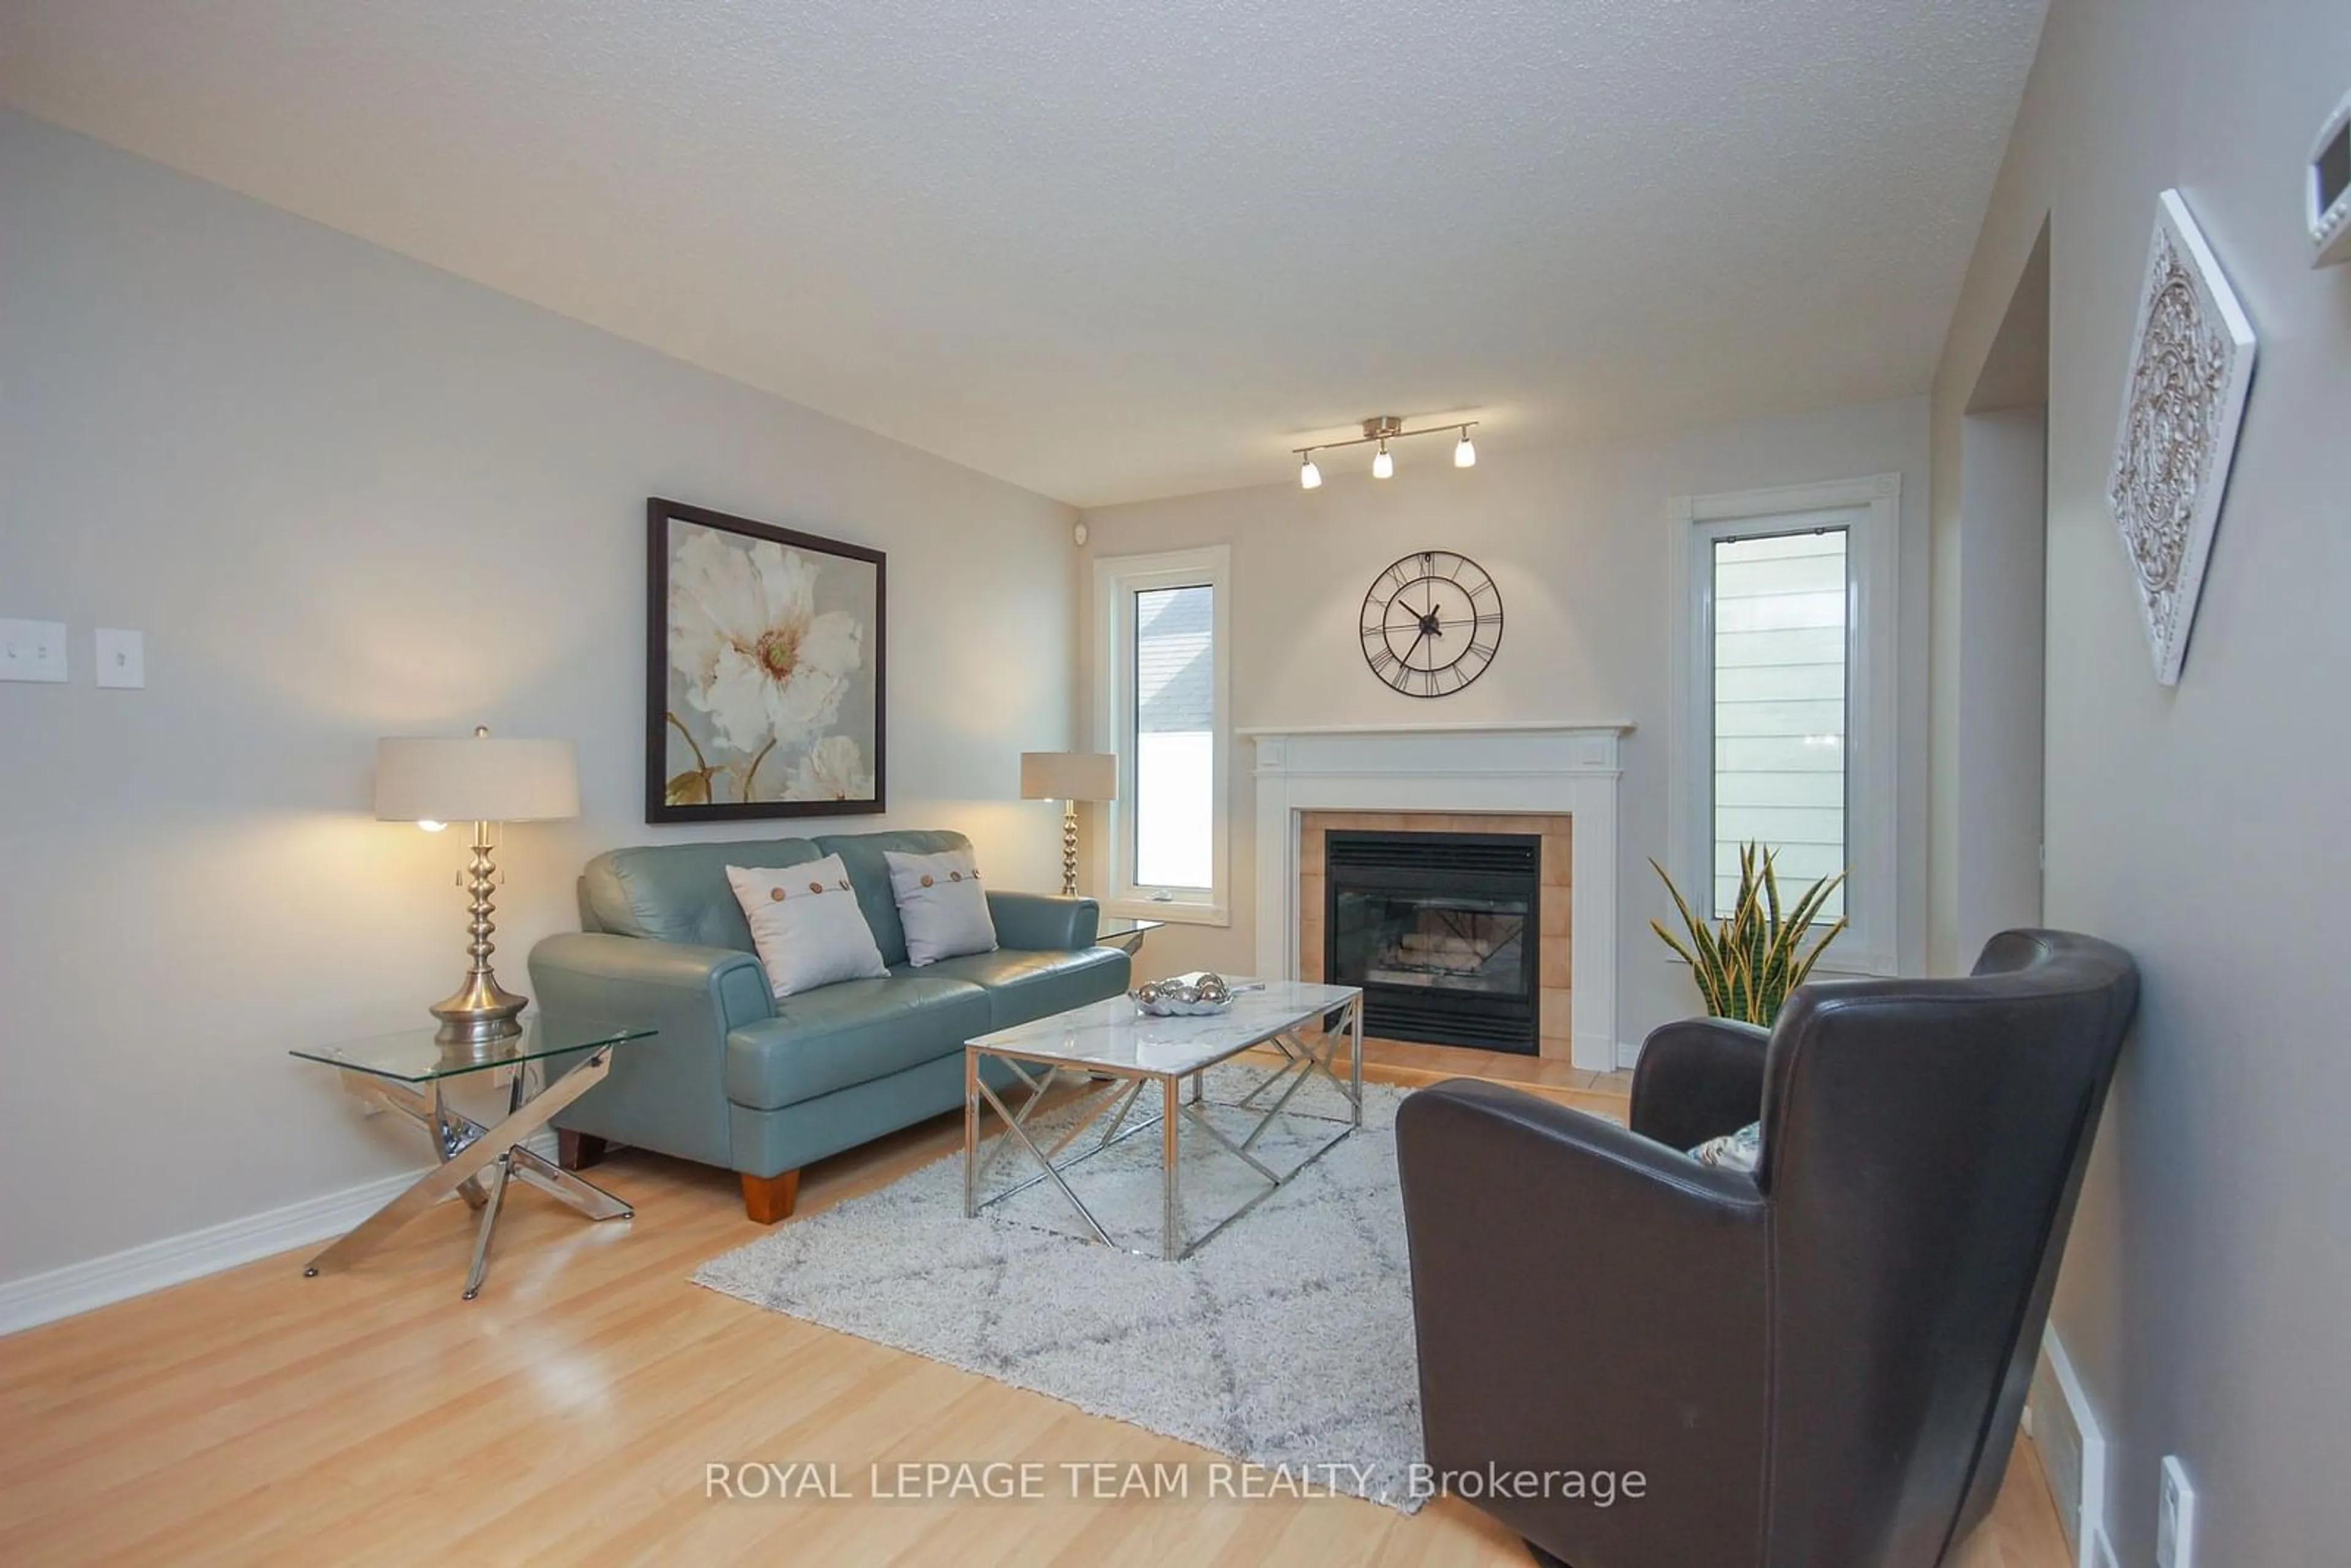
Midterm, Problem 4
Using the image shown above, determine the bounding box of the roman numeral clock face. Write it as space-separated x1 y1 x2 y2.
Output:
1359 550 1504 697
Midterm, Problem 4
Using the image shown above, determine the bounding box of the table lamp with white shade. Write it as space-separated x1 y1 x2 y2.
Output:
1020 751 1117 898
376 727 580 1051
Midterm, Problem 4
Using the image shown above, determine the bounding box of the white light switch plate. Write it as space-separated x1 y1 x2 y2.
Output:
0 618 69 683
94 628 145 689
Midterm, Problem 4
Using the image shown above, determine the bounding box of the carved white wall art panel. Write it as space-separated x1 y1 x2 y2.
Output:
2107 189 2257 686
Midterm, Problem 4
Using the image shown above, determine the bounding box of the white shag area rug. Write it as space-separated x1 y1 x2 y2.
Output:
694 1065 1434 1511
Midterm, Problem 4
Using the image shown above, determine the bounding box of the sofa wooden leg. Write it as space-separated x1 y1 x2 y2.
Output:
557 1130 607 1171
741 1169 801 1224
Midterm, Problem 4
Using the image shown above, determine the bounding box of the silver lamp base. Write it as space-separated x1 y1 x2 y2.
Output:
430 971 528 1056
430 820 529 1059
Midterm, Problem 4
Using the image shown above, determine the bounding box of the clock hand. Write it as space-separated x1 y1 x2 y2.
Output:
1401 626 1430 669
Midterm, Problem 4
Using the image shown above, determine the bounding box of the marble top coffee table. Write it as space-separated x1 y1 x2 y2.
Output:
962 980 1363 1260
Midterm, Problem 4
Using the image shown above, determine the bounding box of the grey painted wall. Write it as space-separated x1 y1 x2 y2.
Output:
1953 405 2047 969
1932 0 2351 1558
0 110 1079 1285
1076 396 1932 1054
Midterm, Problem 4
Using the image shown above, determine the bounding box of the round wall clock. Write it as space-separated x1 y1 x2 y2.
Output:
1358 549 1504 697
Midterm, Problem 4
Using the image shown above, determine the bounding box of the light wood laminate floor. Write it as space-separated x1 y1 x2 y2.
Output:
1 1048 2069 1566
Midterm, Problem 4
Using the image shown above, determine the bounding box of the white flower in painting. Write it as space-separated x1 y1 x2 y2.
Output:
669 531 863 756
786 735 875 801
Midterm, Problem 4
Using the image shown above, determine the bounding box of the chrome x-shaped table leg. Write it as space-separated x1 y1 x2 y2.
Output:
969 1069 1120 1248
966 1053 1171 1249
1262 999 1365 1127
348 1076 491 1209
306 1045 630 1298
338 1068 636 1228
505 1143 634 1219
1181 1007 1362 1181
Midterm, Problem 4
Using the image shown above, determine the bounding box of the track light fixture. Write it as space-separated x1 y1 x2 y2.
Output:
1291 415 1480 489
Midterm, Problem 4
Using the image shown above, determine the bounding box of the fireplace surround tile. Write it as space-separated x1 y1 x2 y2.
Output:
1541 986 1573 1040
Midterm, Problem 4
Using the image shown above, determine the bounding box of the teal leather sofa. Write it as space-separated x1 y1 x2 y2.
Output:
527 829 1129 1221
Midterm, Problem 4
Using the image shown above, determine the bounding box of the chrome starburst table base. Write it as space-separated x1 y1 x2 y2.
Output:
290 1022 652 1300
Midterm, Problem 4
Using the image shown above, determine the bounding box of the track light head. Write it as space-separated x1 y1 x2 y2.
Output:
1299 452 1322 490
1372 439 1394 479
1454 427 1476 468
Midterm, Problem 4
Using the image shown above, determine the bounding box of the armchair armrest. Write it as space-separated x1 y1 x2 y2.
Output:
525 932 775 1168
1395 1080 1767 1565
986 890 1100 950
1629 1016 1771 1150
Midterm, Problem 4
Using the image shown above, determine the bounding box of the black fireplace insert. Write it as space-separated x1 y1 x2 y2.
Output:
1324 829 1541 1054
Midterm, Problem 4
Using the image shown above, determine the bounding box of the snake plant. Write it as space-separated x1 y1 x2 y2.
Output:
1651 844 1849 1026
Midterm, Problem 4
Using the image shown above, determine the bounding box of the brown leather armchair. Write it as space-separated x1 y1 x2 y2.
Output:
1395 929 2137 1568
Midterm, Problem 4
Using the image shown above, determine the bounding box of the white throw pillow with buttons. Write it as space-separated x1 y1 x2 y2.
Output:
883 847 999 966
726 855 890 997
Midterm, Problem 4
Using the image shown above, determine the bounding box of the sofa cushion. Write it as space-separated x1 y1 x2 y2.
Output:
816 829 974 967
907 945 1132 1030
585 837 823 950
724 974 990 1110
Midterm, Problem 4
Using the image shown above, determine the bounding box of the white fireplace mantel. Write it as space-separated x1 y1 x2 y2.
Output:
1247 722 1631 1071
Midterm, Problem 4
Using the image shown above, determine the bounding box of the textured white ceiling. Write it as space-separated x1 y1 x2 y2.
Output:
0 1 2044 506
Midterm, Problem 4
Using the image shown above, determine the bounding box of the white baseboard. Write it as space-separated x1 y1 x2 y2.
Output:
2031 1326 2111 1568
0 1131 560 1337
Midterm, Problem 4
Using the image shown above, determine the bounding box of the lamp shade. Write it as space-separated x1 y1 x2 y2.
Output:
1020 751 1117 802
375 735 580 823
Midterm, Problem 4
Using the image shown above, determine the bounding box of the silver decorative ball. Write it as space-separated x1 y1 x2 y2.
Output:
1131 972 1236 1015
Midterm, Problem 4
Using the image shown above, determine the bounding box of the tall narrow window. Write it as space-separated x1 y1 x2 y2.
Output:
1711 528 1848 918
1671 476 1900 977
1095 547 1231 924
1133 584 1215 890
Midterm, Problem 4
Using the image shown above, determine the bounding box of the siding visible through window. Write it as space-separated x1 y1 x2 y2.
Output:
1133 584 1214 890
1711 529 1847 918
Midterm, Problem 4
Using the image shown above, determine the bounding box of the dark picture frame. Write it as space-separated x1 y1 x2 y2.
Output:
645 497 887 822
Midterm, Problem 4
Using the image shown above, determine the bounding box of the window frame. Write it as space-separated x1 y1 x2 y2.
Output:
1092 544 1232 926
1667 475 1900 977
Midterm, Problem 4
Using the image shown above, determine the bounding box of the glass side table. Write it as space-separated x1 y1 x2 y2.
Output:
1096 917 1164 956
290 1018 654 1300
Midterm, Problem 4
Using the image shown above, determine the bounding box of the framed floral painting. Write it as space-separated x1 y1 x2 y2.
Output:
646 498 885 821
